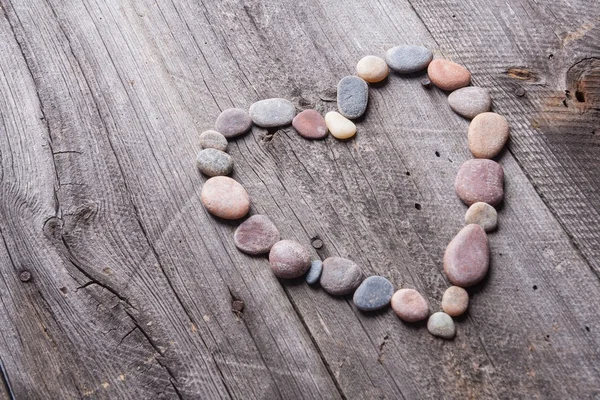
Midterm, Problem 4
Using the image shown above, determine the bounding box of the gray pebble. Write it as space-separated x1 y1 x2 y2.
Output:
427 312 456 339
320 257 363 296
465 202 498 232
196 148 234 177
385 45 433 74
249 98 296 128
448 87 492 119
353 276 394 311
199 130 228 152
305 260 323 285
337 76 369 119
215 108 253 138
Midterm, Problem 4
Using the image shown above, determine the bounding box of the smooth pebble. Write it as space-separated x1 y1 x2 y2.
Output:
292 110 328 139
305 260 323 285
448 87 492 119
356 55 389 83
385 45 433 74
468 112 510 159
455 159 504 206
444 224 490 287
442 286 469 317
465 202 498 232
201 176 250 220
325 111 356 140
215 108 253 138
199 130 228 152
233 215 280 255
427 59 471 91
249 98 296 128
269 240 311 279
427 312 456 339
337 76 369 119
391 288 430 322
320 257 363 296
196 148 234 177
353 276 394 311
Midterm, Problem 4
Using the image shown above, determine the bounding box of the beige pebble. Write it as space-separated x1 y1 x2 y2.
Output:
442 286 469 317
356 55 389 83
465 202 498 232
200 176 250 220
391 288 430 322
325 111 356 140
468 112 510 158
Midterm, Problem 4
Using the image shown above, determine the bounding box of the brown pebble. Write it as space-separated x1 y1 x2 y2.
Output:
292 110 328 139
427 59 471 91
201 176 250 220
455 159 504 206
269 240 311 279
391 288 430 322
234 215 280 255
215 108 253 138
468 112 510 159
442 286 469 316
443 224 489 287
356 55 389 83
232 300 245 312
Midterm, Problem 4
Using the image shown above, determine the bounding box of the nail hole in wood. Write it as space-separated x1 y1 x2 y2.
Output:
414 203 422 210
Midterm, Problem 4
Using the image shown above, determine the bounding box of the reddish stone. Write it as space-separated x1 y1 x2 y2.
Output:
427 59 471 91
443 224 489 287
234 215 280 255
292 110 328 139
455 159 504 206
391 289 429 322
201 176 250 220
269 240 311 279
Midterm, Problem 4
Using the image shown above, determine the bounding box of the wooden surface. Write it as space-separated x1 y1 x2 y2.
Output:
0 0 599 398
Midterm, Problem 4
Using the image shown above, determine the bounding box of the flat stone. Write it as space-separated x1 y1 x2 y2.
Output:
337 76 369 119
249 98 296 128
443 224 490 287
353 276 394 311
468 112 510 158
427 59 471 91
391 288 430 322
455 159 504 206
269 240 311 279
385 45 433 74
233 215 280 255
199 130 228 152
465 202 498 232
292 110 328 139
427 312 456 339
325 111 356 140
320 257 363 296
305 260 323 285
442 286 469 317
356 55 389 83
215 108 253 139
201 176 250 220
448 87 492 119
196 148 234 177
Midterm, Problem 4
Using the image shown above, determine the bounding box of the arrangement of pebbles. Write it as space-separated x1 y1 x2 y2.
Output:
195 43 510 340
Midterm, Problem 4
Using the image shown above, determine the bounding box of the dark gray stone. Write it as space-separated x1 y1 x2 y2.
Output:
385 45 433 74
249 98 296 127
352 276 394 311
305 260 323 285
215 108 253 138
337 76 369 119
320 257 363 296
196 148 234 177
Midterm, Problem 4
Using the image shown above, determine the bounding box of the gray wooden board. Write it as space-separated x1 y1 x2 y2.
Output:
0 0 599 398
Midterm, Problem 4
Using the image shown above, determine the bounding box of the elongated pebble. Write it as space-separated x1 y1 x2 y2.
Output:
325 111 356 140
356 55 389 83
292 110 328 139
391 288 430 322
215 108 253 138
196 148 233 177
427 312 456 339
233 215 280 255
443 224 489 287
249 98 296 128
269 240 311 279
385 45 432 73
353 276 394 311
199 130 228 152
320 257 363 296
468 112 510 159
337 76 369 119
201 176 250 220
448 87 492 119
427 59 471 91
465 202 497 232
442 286 469 317
455 159 504 206
305 260 323 284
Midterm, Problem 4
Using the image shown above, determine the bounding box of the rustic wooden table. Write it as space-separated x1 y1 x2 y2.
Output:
0 0 599 398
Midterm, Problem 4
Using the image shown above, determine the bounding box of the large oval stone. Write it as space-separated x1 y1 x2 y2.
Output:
391 288 429 322
447 87 492 119
201 176 250 220
196 148 234 177
337 76 369 119
269 240 311 279
233 215 280 255
443 224 489 287
292 109 328 139
325 111 356 140
385 45 433 74
215 108 253 139
427 59 471 91
468 112 510 159
455 159 504 206
353 276 394 311
320 257 363 296
249 98 296 127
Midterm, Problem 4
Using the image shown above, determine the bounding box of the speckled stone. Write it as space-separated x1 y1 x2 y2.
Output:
320 257 363 296
442 286 469 317
233 215 280 255
199 130 228 152
292 110 328 139
356 55 389 83
427 312 456 339
427 59 471 91
201 176 250 220
443 224 490 287
337 76 369 119
196 148 234 177
455 159 504 206
325 111 356 140
353 276 394 311
465 202 498 232
249 98 296 128
385 45 433 74
305 260 323 284
448 87 492 119
215 108 253 139
468 112 510 159
269 240 311 279
391 288 430 322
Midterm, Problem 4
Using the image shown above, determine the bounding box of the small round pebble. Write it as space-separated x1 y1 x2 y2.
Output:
249 98 296 128
448 87 492 119
444 224 490 287
353 276 394 311
201 176 250 220
468 112 510 159
325 111 356 140
215 108 253 139
337 76 369 119
233 215 280 255
199 130 228 152
269 240 311 279
427 59 471 91
385 45 433 74
391 288 430 322
292 110 328 139
442 286 469 317
427 312 456 339
305 260 323 285
356 55 389 83
455 159 504 206
465 202 498 232
320 257 363 296
196 148 234 177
